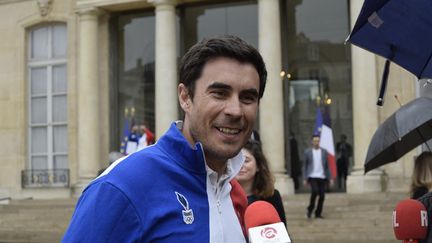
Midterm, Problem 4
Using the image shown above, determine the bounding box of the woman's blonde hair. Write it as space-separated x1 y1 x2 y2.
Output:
410 151 432 195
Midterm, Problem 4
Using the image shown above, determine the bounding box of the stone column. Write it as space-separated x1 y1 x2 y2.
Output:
347 0 383 193
74 8 102 196
152 0 178 138
258 0 294 196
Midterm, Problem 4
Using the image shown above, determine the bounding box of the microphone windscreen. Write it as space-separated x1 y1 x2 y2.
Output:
393 199 428 241
244 200 281 231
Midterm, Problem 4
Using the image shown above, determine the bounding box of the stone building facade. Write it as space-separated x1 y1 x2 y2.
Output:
0 0 428 199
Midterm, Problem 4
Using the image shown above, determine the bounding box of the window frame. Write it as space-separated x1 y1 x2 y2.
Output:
27 23 68 172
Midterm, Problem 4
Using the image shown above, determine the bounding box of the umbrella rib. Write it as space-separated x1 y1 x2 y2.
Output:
424 121 432 152
419 50 432 79
416 123 432 152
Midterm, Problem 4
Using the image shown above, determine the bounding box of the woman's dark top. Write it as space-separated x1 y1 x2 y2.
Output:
247 189 287 226
412 186 429 199
416 191 432 243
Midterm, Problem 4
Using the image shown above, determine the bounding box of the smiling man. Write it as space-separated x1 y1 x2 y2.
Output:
63 36 267 243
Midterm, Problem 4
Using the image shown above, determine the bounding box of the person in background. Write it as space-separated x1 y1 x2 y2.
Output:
62 35 267 242
289 131 301 190
410 151 432 199
303 134 332 219
236 140 287 226
97 151 125 176
125 125 140 154
414 152 432 243
336 134 352 190
137 124 155 151
250 129 261 143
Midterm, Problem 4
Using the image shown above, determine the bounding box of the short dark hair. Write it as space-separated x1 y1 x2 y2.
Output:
179 35 267 100
312 134 320 139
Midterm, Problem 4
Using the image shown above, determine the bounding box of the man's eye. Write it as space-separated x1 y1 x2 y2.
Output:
211 90 227 98
241 95 258 104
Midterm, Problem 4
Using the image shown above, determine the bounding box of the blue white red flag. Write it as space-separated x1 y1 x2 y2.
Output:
320 106 337 179
314 105 337 179
313 106 323 136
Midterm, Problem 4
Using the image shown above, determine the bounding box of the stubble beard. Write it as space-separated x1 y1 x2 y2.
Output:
190 127 242 167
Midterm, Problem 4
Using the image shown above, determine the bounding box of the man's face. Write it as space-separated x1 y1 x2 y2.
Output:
178 57 260 172
312 136 320 149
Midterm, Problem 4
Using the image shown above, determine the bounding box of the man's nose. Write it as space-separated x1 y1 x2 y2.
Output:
224 97 242 117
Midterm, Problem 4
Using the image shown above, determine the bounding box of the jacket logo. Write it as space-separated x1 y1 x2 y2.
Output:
175 192 194 224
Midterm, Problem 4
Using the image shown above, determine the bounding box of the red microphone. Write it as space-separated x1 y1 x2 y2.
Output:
393 199 428 243
244 201 291 243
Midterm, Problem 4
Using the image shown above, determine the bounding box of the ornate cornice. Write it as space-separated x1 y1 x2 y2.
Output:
148 0 177 7
76 6 104 16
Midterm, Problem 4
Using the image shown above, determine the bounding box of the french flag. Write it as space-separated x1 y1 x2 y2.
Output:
314 106 337 179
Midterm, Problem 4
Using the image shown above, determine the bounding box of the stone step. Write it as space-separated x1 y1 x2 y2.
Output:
0 193 407 243
0 229 64 243
281 193 404 242
283 192 407 203
0 199 73 242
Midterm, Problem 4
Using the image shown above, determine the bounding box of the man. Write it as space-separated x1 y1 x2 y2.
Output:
62 36 267 242
303 134 332 219
336 134 352 190
289 131 301 190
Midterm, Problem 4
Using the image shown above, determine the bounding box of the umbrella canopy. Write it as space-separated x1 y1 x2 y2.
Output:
365 97 432 173
347 0 432 79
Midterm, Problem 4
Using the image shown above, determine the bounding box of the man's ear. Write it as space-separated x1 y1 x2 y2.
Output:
178 83 191 113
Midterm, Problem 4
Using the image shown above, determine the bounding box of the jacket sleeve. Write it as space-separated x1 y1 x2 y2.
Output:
323 149 331 180
303 150 308 179
62 182 142 243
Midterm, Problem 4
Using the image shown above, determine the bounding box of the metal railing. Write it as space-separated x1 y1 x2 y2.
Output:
21 169 69 188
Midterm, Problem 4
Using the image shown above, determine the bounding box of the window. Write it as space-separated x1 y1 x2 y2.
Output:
27 24 68 174
111 12 156 152
179 1 258 51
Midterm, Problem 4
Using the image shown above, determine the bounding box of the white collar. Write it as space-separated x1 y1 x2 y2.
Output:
205 151 244 185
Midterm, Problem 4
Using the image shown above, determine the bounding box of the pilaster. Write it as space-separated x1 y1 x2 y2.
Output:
151 0 178 138
258 0 294 196
74 7 103 196
347 0 382 193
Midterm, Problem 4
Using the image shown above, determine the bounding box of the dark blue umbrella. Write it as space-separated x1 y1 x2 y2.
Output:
347 0 432 105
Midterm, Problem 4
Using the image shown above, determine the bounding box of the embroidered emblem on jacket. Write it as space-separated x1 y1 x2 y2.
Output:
175 191 194 224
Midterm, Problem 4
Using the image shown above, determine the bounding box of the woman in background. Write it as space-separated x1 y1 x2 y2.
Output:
236 140 286 225
410 151 432 199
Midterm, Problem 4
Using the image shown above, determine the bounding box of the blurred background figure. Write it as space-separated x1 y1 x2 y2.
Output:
125 125 140 154
137 124 155 151
250 130 261 144
303 135 332 219
289 131 301 190
236 140 287 226
410 151 432 199
336 134 352 190
97 151 124 176
108 151 124 164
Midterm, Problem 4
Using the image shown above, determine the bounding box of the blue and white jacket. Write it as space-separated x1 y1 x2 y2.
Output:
62 122 247 243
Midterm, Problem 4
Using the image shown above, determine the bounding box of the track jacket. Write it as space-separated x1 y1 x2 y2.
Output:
62 121 247 243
